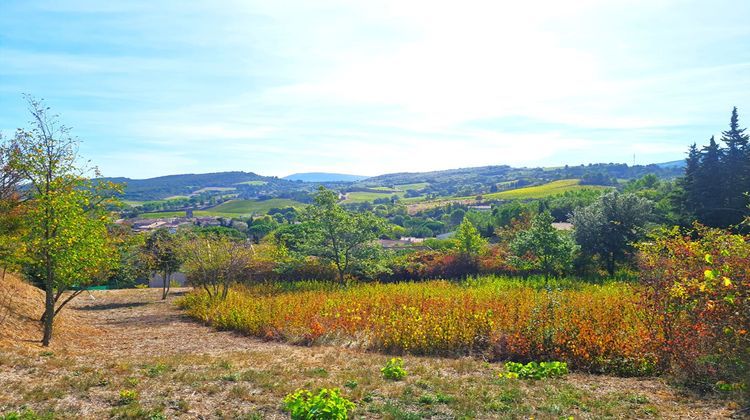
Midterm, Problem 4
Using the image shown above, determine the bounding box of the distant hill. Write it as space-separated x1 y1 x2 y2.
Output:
97 171 283 201
654 160 686 169
104 162 685 203
283 172 368 182
353 163 683 199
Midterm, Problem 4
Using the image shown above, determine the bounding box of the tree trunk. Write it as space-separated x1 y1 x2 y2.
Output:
53 290 83 318
42 264 55 346
161 271 170 300
607 253 616 276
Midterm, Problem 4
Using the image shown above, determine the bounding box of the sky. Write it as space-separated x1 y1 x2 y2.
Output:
1 1 749 179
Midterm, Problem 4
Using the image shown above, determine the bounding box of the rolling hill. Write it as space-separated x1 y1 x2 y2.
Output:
478 179 611 200
139 198 305 218
283 172 368 182
98 171 278 201
105 161 683 204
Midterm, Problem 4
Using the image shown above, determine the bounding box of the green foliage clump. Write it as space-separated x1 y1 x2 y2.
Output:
510 212 577 279
0 408 52 420
118 389 139 405
453 218 486 257
283 388 355 419
571 191 653 275
381 358 408 381
501 361 568 380
145 362 169 377
292 187 387 283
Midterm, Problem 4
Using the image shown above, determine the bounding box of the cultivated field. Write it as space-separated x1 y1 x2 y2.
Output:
402 179 608 214
476 179 610 200
208 198 302 214
139 198 303 218
342 191 406 204
235 180 268 186
394 183 430 191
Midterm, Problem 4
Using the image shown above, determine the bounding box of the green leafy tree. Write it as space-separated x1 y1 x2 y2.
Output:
449 208 466 226
0 134 25 280
453 218 486 258
12 96 118 346
511 212 577 280
492 201 532 228
179 233 255 299
143 228 183 299
571 192 653 275
107 227 149 288
247 215 278 241
301 187 386 283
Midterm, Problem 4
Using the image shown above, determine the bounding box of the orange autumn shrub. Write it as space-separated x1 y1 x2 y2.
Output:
638 225 750 394
381 251 480 281
180 276 654 374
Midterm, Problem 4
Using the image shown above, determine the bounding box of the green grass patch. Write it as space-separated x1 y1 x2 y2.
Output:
139 198 305 218
209 198 303 214
343 191 405 203
478 179 610 200
370 186 400 192
191 187 236 194
395 182 429 191
235 180 267 186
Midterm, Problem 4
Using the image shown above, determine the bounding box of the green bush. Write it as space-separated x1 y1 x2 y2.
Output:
118 389 139 405
0 408 50 420
283 388 355 419
501 361 568 379
145 362 169 377
381 358 407 381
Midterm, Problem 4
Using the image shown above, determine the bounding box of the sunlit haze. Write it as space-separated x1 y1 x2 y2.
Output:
1 0 749 178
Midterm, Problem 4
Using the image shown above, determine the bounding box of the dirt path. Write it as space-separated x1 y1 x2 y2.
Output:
0 288 738 419
70 288 280 357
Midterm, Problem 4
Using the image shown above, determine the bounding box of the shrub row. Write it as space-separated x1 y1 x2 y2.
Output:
180 276 653 375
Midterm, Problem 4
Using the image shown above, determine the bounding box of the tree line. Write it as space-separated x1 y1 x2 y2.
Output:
679 107 750 228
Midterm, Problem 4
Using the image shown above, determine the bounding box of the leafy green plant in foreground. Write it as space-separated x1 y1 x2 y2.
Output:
0 408 51 420
502 361 568 379
283 388 355 419
118 389 139 405
381 357 408 380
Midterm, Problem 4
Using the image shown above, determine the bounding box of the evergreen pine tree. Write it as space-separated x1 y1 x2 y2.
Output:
678 143 700 221
720 107 750 216
694 136 725 226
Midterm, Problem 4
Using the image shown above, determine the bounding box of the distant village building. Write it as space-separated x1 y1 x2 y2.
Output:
552 222 574 231
130 219 168 232
468 205 492 211
126 217 197 233
148 272 188 288
399 237 425 243
378 238 431 251
194 217 221 227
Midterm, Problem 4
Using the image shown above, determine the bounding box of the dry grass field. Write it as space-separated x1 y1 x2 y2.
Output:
0 276 737 419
